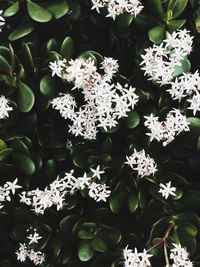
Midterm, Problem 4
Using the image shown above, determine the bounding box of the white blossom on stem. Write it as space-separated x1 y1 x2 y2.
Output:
50 57 139 140
0 10 5 31
91 0 144 20
168 71 200 102
144 109 190 146
19 166 110 214
27 231 42 245
123 246 153 267
0 178 21 209
170 243 193 267
125 149 157 177
0 95 13 119
140 30 193 85
158 181 176 199
16 243 45 266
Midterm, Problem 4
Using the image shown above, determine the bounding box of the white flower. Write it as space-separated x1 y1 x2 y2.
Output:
16 243 45 265
144 109 190 146
125 149 157 177
77 172 92 189
140 29 193 85
0 95 13 119
88 182 111 202
50 57 139 140
0 178 21 209
168 71 200 102
123 246 153 267
91 0 143 20
5 178 22 194
0 10 5 31
158 181 176 199
170 243 193 267
51 93 76 120
90 165 105 180
20 167 111 214
49 59 66 77
27 232 42 245
187 93 200 115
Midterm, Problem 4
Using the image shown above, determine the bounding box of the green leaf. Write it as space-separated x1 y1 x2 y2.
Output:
10 139 30 155
116 14 134 28
59 215 79 235
13 153 35 176
46 38 60 51
90 236 109 252
60 37 74 59
128 192 139 214
45 0 69 19
40 74 57 98
67 0 81 20
21 43 34 71
98 228 122 247
173 212 200 228
18 81 35 112
4 2 19 17
0 55 11 73
27 0 53 23
173 58 191 77
126 111 140 129
0 139 7 151
109 191 127 213
0 148 13 161
195 14 200 33
8 20 34 41
78 51 97 64
78 222 97 240
43 159 56 178
167 19 186 32
73 155 88 169
52 235 62 257
167 0 188 20
187 117 200 134
177 227 197 254
149 0 165 19
148 25 165 44
78 241 94 262
178 223 198 237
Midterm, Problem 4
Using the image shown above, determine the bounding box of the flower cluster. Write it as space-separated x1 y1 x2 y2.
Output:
140 29 193 85
50 57 139 140
91 0 143 20
0 178 21 209
0 10 5 31
158 181 176 199
125 149 157 177
123 246 152 267
168 71 200 115
144 109 190 146
16 243 45 266
19 166 110 214
0 95 13 119
170 243 193 267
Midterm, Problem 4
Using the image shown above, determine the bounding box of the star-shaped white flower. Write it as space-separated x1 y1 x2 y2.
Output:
27 232 42 245
5 178 22 195
158 181 176 199
90 165 105 180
